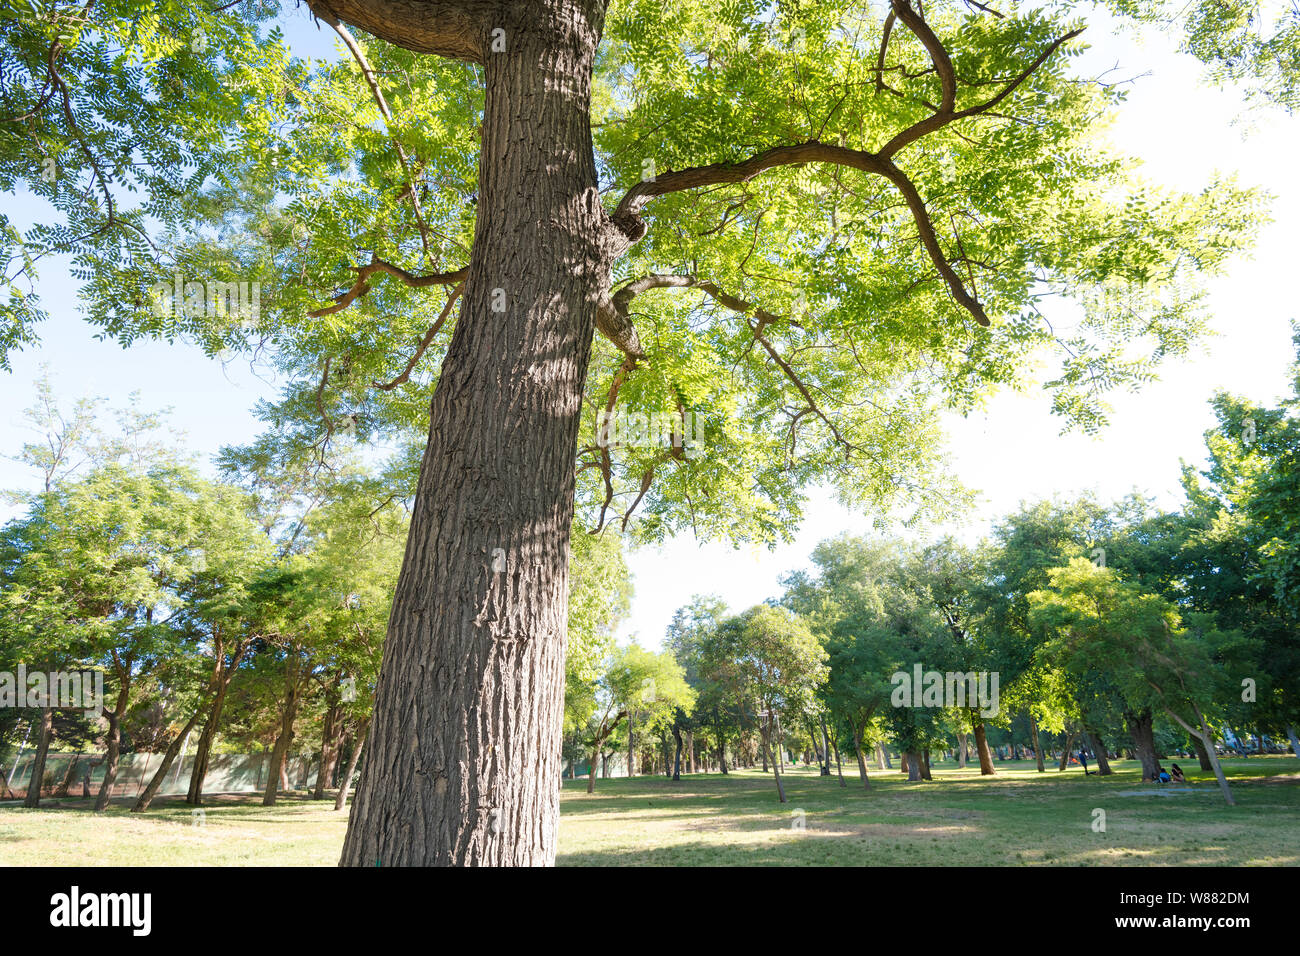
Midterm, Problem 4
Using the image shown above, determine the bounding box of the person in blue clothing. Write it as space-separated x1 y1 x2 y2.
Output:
1078 748 1089 774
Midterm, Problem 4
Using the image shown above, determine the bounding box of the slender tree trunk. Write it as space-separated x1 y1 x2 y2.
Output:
671 725 682 781
338 0 612 867
2 717 31 798
263 653 302 807
1191 734 1214 771
95 680 132 812
853 725 870 791
1086 730 1113 775
53 755 80 798
1058 732 1075 771
921 749 933 780
971 712 996 775
186 640 248 806
717 733 727 775
818 714 832 776
134 703 207 812
876 742 891 770
1029 715 1045 773
334 719 370 811
627 712 635 779
586 741 601 793
22 707 53 807
956 732 968 769
831 733 845 787
314 696 343 799
762 715 786 803
1189 704 1234 806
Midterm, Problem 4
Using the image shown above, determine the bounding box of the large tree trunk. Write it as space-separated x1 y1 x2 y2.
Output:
334 720 369 811
338 0 612 867
1126 709 1161 780
956 732 968 769
1086 730 1113 775
133 703 207 812
22 707 53 807
970 711 996 775
904 750 924 782
1286 725 1300 760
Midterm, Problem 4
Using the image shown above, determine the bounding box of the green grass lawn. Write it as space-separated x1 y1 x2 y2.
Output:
2 756 1297 866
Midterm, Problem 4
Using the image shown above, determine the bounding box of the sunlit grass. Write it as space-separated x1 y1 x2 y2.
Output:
1 756 1296 866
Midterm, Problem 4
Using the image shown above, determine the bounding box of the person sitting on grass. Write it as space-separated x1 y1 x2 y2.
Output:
1152 764 1171 784
1169 763 1186 784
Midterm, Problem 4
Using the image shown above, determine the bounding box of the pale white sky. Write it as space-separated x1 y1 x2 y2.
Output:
0 7 1295 650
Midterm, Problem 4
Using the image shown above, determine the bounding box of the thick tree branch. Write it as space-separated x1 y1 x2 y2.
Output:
890 0 956 112
613 146 988 325
876 26 1084 157
876 11 897 93
305 0 488 62
611 21 1085 327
